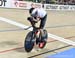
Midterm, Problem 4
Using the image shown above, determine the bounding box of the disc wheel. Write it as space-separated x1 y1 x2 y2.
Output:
39 29 48 49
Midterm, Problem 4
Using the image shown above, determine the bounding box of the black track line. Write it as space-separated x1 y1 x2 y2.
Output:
28 36 75 58
45 24 75 28
1 24 75 32
28 45 71 58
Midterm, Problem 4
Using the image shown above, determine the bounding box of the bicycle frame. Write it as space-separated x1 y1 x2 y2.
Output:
24 27 48 52
32 28 41 43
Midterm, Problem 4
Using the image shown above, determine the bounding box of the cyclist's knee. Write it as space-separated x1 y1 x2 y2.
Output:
40 29 44 36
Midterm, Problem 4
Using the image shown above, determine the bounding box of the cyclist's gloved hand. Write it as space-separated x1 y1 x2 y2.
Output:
34 16 37 19
27 17 33 21
33 19 38 23
27 17 37 23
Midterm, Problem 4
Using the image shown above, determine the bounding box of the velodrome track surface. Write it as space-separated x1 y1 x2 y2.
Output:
0 8 75 58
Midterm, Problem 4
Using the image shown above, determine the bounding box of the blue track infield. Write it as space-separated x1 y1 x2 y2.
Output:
45 48 75 58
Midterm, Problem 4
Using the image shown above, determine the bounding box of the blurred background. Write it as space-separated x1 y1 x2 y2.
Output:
17 0 75 5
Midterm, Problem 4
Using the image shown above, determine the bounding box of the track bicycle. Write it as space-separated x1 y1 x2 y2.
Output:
24 27 48 52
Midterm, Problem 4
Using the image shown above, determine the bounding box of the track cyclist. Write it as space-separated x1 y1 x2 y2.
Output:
27 7 47 48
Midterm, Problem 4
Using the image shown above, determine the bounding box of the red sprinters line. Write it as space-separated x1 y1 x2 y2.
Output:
0 36 74 54
0 47 24 53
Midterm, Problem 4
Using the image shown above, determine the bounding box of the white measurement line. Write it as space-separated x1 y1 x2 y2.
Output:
0 17 75 46
0 17 33 30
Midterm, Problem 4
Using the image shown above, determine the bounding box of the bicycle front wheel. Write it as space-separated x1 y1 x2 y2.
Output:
24 31 34 52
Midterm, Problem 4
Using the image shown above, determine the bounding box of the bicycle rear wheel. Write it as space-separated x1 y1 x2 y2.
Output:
24 31 34 52
39 29 48 49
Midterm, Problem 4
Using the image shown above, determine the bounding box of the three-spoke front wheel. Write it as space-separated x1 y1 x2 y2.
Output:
24 31 34 52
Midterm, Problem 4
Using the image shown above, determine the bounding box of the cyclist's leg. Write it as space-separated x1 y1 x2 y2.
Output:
39 14 47 29
39 14 47 36
38 15 47 48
